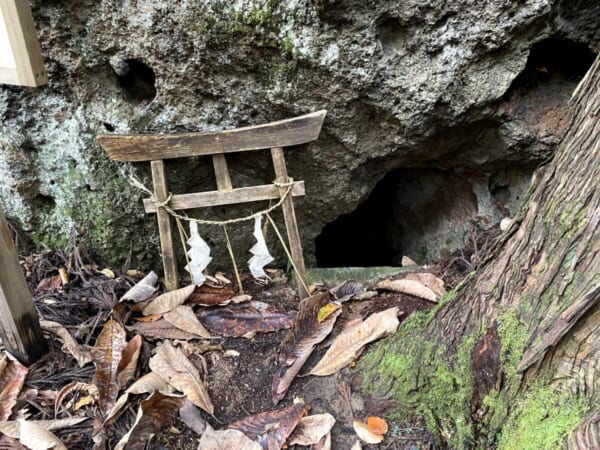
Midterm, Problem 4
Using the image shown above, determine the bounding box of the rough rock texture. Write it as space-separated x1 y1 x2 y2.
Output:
0 0 598 270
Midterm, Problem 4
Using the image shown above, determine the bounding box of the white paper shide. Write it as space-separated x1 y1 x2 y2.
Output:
185 222 212 284
248 215 274 278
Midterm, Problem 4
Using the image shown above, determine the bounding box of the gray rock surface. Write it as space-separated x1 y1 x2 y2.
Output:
0 0 597 270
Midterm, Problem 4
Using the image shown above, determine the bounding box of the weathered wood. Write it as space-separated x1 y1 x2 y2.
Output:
0 209 47 364
143 181 306 213
212 154 233 191
98 110 327 162
0 0 47 87
151 160 179 291
271 147 309 299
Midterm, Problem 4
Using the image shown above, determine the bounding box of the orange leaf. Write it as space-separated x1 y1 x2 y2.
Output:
0 352 28 421
367 416 388 435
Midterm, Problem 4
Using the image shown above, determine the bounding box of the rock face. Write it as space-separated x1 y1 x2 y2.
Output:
0 0 597 270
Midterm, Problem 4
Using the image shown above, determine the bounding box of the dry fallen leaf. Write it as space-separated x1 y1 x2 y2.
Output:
114 391 185 450
91 319 127 415
288 413 336 446
149 341 214 414
179 399 207 435
163 305 212 339
330 280 365 300
404 272 446 298
120 271 158 303
187 284 236 306
142 284 196 315
0 352 28 421
314 432 332 450
40 320 92 368
228 399 307 449
367 416 388 435
0 417 88 437
272 293 341 404
308 308 400 376
36 275 62 292
353 419 384 444
198 425 262 450
127 319 200 341
198 301 294 338
117 335 142 388
99 268 116 279
14 419 67 450
350 440 362 450
215 272 232 285
376 279 438 302
401 255 418 267
55 382 98 416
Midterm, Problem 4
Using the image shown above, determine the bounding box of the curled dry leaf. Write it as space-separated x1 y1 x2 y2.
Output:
367 416 388 435
215 272 232 285
0 352 28 421
127 319 200 341
163 305 212 339
114 391 185 450
228 400 307 450
187 284 235 306
142 284 196 315
149 341 214 414
198 301 294 337
120 271 158 303
40 320 92 368
330 280 365 300
404 272 446 298
116 335 142 388
91 319 127 415
55 382 98 416
198 426 262 450
308 307 400 376
272 293 341 404
179 399 207 435
353 420 384 444
14 419 67 450
288 413 336 446
376 279 438 302
36 275 62 292
314 432 331 450
401 255 418 267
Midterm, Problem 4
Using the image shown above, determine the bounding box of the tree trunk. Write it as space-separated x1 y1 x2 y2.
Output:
360 55 600 449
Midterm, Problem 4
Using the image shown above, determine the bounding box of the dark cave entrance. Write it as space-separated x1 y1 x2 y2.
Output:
115 59 157 104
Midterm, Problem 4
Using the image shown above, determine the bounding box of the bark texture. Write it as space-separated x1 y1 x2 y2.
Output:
360 55 600 449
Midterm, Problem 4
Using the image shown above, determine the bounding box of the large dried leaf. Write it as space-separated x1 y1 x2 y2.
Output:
179 399 207 435
126 319 199 341
163 305 212 339
114 391 184 450
198 426 262 450
106 372 171 424
0 352 28 421
40 320 92 368
142 284 196 315
187 284 235 306
228 400 307 450
288 413 336 446
404 272 446 298
376 279 438 302
272 293 341 404
308 308 400 376
353 420 384 444
198 301 294 337
0 417 89 437
330 281 365 301
55 382 98 416
120 272 158 303
149 341 213 414
117 335 142 388
2 420 68 450
91 319 127 414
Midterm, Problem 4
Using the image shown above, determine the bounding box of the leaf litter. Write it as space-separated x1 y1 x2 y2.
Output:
11 246 451 449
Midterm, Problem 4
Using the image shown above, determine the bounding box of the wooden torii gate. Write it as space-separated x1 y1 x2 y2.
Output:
98 110 326 299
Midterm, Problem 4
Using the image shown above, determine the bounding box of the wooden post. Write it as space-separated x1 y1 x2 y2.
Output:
151 160 179 291
271 147 309 299
212 154 233 191
0 209 47 364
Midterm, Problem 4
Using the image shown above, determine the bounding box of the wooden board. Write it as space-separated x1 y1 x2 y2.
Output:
98 110 327 161
143 181 305 213
0 0 47 87
0 209 47 364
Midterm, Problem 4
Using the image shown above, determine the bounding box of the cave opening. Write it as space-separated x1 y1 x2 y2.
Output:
115 59 157 104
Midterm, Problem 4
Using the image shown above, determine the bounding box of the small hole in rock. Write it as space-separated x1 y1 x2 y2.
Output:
103 122 115 132
114 59 157 104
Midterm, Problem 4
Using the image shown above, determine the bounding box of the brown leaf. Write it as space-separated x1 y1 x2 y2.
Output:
117 335 142 388
40 320 93 368
91 319 127 415
198 426 262 450
149 341 214 414
126 319 200 341
55 382 98 416
288 413 336 446
314 432 332 450
353 420 384 444
0 352 28 421
142 284 196 315
187 284 235 306
0 417 89 438
375 279 438 302
120 271 158 303
272 293 341 404
228 400 307 449
404 272 447 298
0 420 68 450
198 301 294 337
330 281 365 300
36 275 62 292
133 314 162 322
308 308 400 376
163 305 212 339
179 399 207 435
114 391 184 450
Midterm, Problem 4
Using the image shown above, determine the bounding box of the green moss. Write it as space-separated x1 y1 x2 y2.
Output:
498 384 586 450
497 311 528 372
